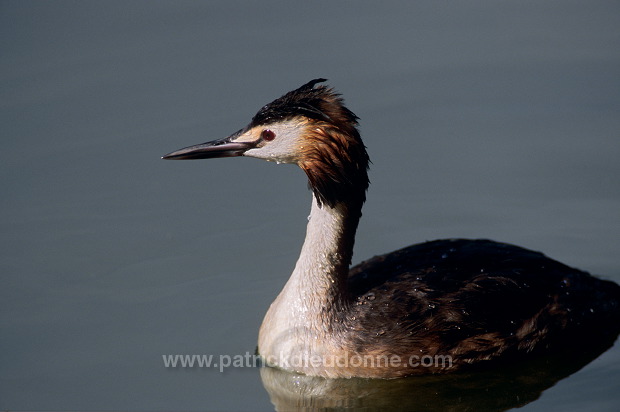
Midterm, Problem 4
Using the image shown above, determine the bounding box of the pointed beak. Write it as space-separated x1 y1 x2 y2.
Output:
162 133 256 160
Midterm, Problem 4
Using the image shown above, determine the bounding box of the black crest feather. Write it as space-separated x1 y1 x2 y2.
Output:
250 78 333 126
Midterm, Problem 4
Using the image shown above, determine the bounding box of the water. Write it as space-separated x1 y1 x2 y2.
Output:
1 1 619 410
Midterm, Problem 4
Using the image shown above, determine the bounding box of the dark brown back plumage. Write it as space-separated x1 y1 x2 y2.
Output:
342 238 620 375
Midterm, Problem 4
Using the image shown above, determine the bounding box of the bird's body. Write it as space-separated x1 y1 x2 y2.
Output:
164 79 620 378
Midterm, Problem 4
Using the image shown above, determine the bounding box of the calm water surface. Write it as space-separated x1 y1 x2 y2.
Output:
1 1 619 410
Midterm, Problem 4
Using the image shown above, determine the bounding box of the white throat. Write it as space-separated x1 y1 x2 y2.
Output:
258 194 354 374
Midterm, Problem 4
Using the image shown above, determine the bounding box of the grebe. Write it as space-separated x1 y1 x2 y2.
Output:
163 79 620 378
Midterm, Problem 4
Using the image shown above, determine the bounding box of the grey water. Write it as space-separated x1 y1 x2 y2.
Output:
1 1 619 410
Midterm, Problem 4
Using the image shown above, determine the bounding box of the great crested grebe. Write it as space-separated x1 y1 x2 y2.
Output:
164 79 620 379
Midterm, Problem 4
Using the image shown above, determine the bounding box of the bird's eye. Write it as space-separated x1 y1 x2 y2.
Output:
261 129 276 141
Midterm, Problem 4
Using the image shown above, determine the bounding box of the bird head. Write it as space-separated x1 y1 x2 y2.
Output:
163 79 370 208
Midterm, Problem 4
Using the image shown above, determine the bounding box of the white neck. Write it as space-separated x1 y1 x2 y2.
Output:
258 194 358 373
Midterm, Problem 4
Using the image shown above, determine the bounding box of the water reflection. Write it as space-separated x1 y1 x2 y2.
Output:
261 340 617 411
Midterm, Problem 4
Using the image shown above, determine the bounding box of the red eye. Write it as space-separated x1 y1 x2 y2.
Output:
262 129 276 141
